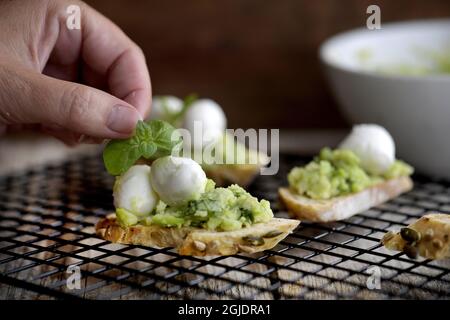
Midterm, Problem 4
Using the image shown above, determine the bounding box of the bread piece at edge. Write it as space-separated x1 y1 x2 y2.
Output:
96 215 300 256
382 213 450 260
278 176 413 223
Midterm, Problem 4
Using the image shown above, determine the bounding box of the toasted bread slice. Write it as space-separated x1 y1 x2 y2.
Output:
382 213 450 260
279 176 413 222
96 215 300 256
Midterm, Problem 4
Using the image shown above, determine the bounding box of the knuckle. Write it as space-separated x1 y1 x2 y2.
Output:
62 85 92 126
0 63 33 124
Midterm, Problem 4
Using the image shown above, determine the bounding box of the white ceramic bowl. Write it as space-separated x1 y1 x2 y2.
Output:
320 19 450 179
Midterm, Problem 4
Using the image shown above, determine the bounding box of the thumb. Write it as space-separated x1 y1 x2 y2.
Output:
0 66 142 139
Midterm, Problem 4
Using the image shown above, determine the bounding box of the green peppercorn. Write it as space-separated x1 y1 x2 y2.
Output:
400 227 421 243
242 236 265 246
263 230 283 239
403 244 418 259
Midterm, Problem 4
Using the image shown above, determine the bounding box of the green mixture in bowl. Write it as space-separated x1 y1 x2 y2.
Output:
361 48 450 76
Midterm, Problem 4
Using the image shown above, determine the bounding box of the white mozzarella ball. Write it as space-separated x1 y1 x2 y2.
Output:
150 156 207 206
182 99 226 149
113 165 159 216
339 124 395 175
149 96 183 121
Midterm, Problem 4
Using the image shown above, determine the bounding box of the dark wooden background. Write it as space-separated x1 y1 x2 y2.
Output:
84 0 450 129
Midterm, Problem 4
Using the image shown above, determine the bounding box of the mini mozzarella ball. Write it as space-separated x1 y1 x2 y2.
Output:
182 99 226 149
148 96 183 121
339 124 395 175
150 156 207 206
113 165 159 217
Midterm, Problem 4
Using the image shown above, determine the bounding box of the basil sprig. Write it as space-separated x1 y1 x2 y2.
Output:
103 120 181 176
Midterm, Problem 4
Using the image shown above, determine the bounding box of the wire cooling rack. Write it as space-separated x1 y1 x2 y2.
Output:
0 154 449 300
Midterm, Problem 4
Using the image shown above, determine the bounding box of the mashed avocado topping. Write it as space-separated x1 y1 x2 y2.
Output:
288 148 413 200
383 159 414 180
116 179 273 231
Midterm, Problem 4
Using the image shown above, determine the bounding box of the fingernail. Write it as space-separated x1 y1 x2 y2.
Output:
106 105 140 134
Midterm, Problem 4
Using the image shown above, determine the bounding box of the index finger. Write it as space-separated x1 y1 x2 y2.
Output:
77 2 151 118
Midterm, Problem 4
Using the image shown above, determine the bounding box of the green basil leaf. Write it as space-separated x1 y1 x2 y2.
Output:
146 120 181 154
139 142 157 158
136 119 150 138
103 120 182 176
103 139 141 176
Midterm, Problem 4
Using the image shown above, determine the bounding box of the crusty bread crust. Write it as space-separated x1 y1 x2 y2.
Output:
382 213 450 260
279 176 413 222
96 215 300 256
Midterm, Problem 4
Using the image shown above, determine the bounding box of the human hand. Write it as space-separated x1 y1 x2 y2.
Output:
0 0 151 145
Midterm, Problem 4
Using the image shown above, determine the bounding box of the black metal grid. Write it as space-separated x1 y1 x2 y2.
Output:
0 154 449 300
